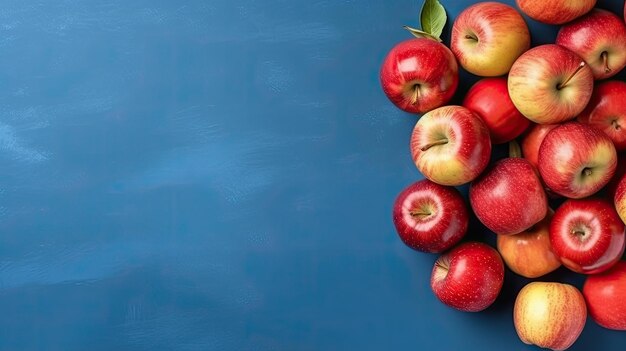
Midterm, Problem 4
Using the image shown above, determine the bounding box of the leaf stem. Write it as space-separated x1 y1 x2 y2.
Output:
403 26 442 42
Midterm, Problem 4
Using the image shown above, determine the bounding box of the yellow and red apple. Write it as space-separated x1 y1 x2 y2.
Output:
516 0 596 25
538 122 617 199
497 209 560 278
410 106 491 186
514 282 587 351
451 2 530 77
508 45 594 125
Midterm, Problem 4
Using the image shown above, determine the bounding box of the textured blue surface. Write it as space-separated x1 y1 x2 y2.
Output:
0 0 625 350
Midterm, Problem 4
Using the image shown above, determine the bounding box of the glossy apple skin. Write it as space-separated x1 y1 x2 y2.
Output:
508 45 594 124
583 261 626 330
497 209 560 278
451 2 530 77
578 81 626 151
470 158 547 235
616 175 626 225
392 179 468 253
538 122 617 199
430 242 504 312
410 106 491 186
521 123 559 169
514 282 586 351
380 38 458 114
556 9 626 80
516 0 595 25
462 78 530 144
550 198 625 274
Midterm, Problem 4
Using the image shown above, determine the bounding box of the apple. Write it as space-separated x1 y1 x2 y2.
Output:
578 81 626 151
470 157 547 235
583 261 626 330
380 38 458 114
538 122 617 199
451 2 530 77
556 9 626 80
514 282 586 351
497 209 560 278
508 44 594 125
521 123 559 169
550 198 625 274
616 175 626 225
516 0 595 25
430 242 504 312
392 179 468 253
462 78 530 144
410 105 491 186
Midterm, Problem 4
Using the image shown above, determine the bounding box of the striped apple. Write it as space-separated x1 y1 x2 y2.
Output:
451 2 530 77
410 106 491 186
516 0 596 25
508 45 594 125
514 282 586 351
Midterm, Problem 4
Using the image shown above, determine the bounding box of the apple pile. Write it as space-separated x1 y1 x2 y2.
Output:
382 0 626 350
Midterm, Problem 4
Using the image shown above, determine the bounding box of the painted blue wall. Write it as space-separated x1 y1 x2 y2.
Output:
0 0 624 350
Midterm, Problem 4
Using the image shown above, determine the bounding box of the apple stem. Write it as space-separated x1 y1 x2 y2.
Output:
509 140 522 158
557 62 586 90
410 210 431 218
572 229 586 237
420 139 449 151
464 34 478 41
601 51 611 74
411 86 420 105
612 119 620 130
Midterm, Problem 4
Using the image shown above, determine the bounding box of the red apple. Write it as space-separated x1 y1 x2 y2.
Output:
392 179 468 253
516 0 596 25
410 105 491 186
470 158 547 235
451 2 530 77
583 261 626 330
578 81 626 151
463 78 530 144
550 198 625 274
380 38 458 114
497 209 561 278
430 242 504 312
538 122 617 199
556 9 626 80
508 44 594 124
521 123 559 169
514 282 587 351
616 175 626 225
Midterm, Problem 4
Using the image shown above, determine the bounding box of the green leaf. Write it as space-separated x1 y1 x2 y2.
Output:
420 0 447 40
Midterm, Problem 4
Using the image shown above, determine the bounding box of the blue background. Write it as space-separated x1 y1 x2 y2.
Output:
0 0 624 350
